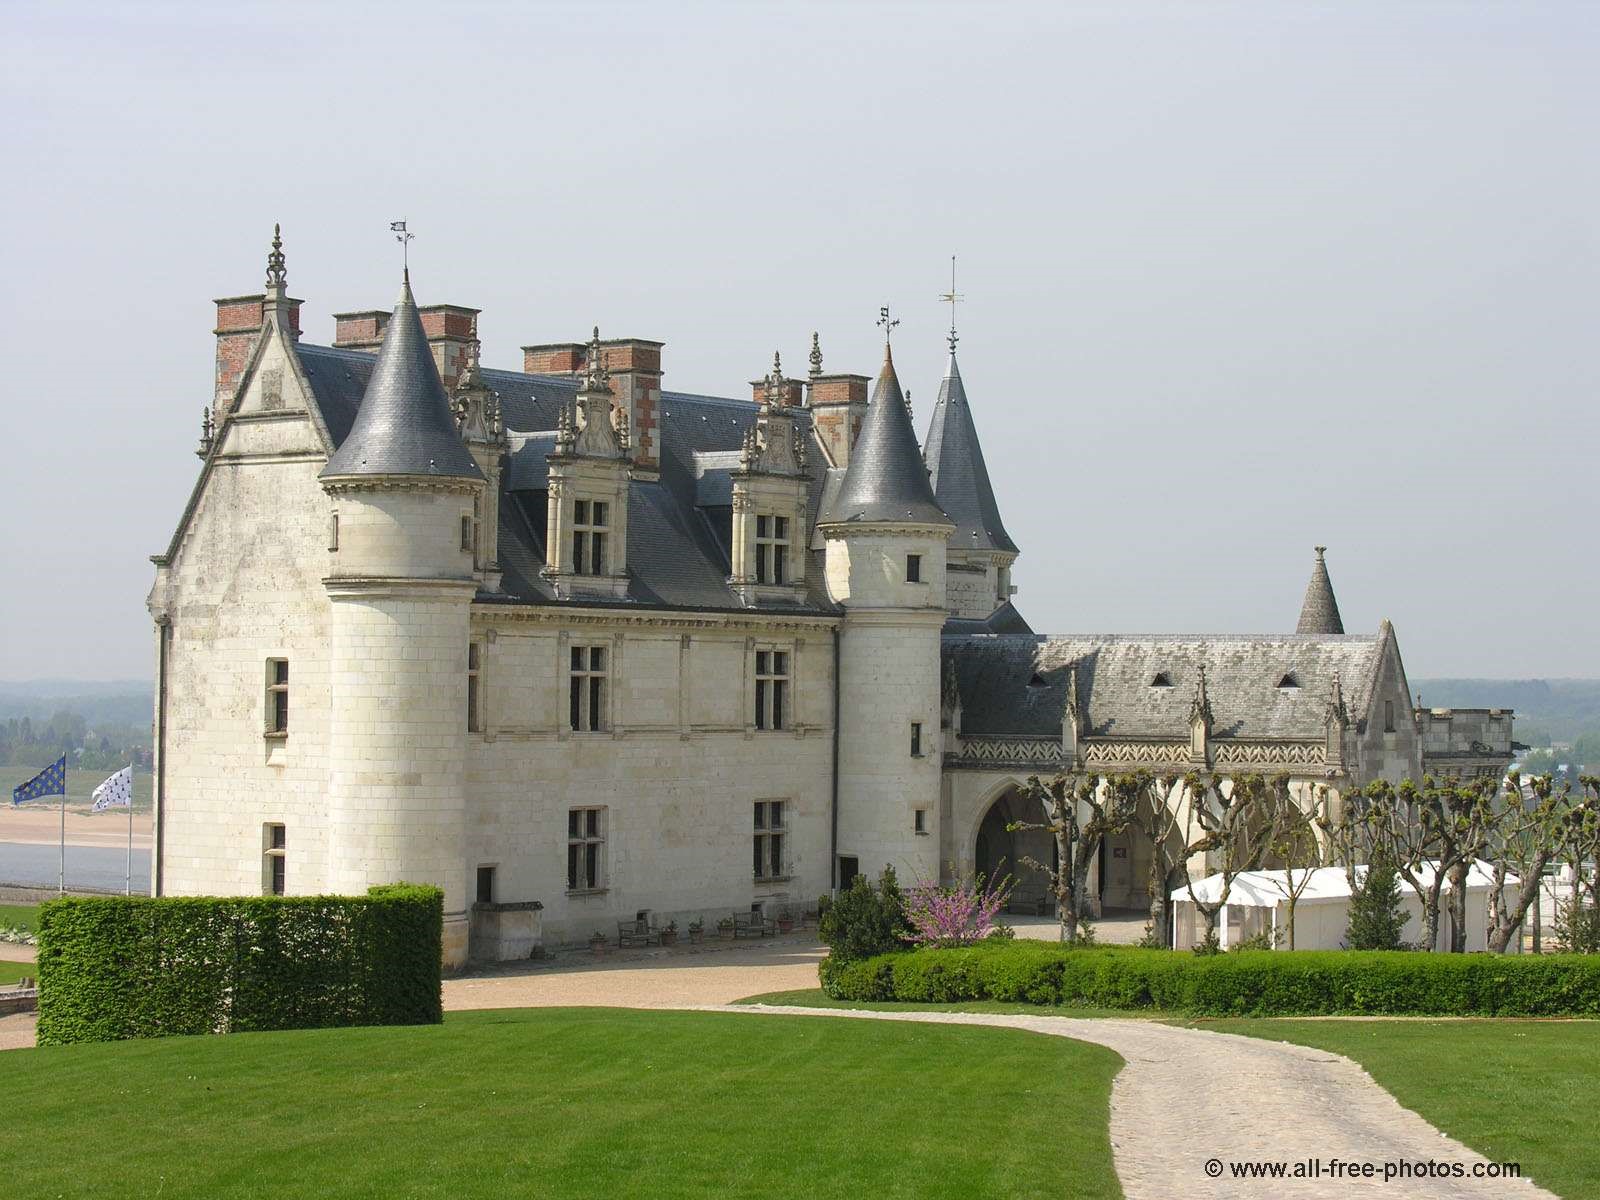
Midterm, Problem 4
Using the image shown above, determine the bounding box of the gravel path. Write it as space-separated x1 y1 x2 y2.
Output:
710 1005 1557 1200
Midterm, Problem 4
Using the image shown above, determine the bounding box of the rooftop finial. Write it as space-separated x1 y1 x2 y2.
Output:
582 325 610 393
763 351 783 409
265 223 287 290
877 304 899 346
808 332 823 379
939 254 962 353
1315 545 1327 559
390 219 413 282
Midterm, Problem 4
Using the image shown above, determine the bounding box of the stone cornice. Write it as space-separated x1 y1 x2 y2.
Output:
472 603 840 634
324 576 480 600
321 474 484 497
817 521 955 539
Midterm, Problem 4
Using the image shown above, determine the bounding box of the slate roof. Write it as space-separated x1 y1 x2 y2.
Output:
923 351 1017 554
822 346 950 526
297 337 835 614
943 633 1383 741
320 277 483 481
943 601 1034 637
1296 547 1345 635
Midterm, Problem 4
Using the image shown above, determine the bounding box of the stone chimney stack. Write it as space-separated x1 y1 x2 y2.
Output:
803 332 869 468
417 304 480 391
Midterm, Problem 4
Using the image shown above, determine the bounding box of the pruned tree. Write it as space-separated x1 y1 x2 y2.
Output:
1484 772 1569 954
1010 772 1138 943
1127 772 1185 945
1354 777 1488 952
1553 776 1600 953
1255 777 1323 950
1169 772 1279 948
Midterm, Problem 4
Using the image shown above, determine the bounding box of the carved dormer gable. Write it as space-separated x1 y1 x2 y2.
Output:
542 328 632 600
728 353 811 607
451 338 509 592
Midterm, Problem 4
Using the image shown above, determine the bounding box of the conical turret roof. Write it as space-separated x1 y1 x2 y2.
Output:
321 274 483 481
823 346 949 526
1296 546 1345 634
923 350 1016 553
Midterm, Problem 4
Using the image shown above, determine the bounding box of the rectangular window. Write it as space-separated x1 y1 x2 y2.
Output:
569 645 608 732
754 801 786 880
754 514 790 585
265 659 289 736
754 649 790 731
567 807 605 891
263 823 286 896
572 499 609 576
838 855 860 890
910 722 923 757
914 809 928 835
328 512 339 552
467 643 482 733
906 554 922 583
1384 700 1395 734
460 513 474 553
476 865 496 905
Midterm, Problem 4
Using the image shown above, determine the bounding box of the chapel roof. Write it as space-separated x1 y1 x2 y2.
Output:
943 632 1385 741
319 275 484 482
923 350 1017 554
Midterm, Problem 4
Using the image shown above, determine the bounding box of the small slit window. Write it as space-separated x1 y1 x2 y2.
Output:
1150 672 1173 689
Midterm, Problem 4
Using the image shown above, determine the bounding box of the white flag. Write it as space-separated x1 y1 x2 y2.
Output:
91 765 132 812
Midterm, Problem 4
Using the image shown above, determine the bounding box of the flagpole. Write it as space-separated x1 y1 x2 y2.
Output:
126 764 133 895
58 771 66 897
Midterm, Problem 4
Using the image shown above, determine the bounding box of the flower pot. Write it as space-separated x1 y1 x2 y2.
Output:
589 937 607 955
717 924 735 941
689 929 704 944
661 930 678 947
776 917 794 934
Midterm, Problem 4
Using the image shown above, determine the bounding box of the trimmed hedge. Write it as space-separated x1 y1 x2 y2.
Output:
820 941 1600 1017
36 884 443 1044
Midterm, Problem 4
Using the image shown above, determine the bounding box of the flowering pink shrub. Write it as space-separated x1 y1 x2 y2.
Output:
904 872 1014 948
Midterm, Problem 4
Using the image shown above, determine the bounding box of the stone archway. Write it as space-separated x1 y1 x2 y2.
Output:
973 788 1056 913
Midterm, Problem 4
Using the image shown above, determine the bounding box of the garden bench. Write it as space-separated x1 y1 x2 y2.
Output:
617 919 660 948
732 912 775 939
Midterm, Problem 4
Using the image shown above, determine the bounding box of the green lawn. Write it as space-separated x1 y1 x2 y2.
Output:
1191 1019 1600 1200
0 1007 1122 1200
738 987 1163 1020
0 959 34 985
0 903 41 931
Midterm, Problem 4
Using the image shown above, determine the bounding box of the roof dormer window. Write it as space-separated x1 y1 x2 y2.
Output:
1150 672 1174 689
1278 672 1300 690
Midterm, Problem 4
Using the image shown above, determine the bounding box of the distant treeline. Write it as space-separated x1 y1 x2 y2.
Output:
1412 678 1600 749
0 683 151 772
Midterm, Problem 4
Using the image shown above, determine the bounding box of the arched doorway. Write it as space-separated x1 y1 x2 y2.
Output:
973 789 1056 913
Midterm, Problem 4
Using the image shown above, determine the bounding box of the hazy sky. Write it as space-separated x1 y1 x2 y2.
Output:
2 1 1595 681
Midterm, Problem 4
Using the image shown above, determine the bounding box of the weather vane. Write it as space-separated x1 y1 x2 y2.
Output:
939 254 963 352
877 305 899 344
390 219 414 276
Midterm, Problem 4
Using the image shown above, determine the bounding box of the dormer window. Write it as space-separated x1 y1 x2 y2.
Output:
1150 672 1174 689
1278 672 1300 690
572 500 609 576
1027 672 1049 689
755 515 789 585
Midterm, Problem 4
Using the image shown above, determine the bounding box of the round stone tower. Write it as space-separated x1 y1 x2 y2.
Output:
319 271 485 969
820 342 954 887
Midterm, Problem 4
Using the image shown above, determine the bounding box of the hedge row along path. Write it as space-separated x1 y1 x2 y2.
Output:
708 1005 1557 1200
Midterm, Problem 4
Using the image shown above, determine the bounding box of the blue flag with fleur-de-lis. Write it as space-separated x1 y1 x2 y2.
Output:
12 755 67 805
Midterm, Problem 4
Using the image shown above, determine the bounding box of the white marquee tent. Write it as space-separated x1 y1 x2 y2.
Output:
1168 860 1520 952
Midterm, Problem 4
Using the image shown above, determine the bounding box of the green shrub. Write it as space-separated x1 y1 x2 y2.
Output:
1346 853 1410 950
1555 897 1600 954
36 885 443 1045
819 940 1600 1016
818 867 910 964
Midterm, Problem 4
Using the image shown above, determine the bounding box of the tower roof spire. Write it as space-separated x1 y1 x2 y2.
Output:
1296 545 1345 635
823 340 948 526
320 273 483 481
922 333 1017 554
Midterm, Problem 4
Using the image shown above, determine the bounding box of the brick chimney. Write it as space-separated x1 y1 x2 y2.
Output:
332 310 390 351
749 355 805 408
808 373 869 468
333 303 480 390
418 304 480 391
214 293 301 411
522 342 588 375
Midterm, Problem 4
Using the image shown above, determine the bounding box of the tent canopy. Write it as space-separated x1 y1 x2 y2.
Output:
1170 860 1515 908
